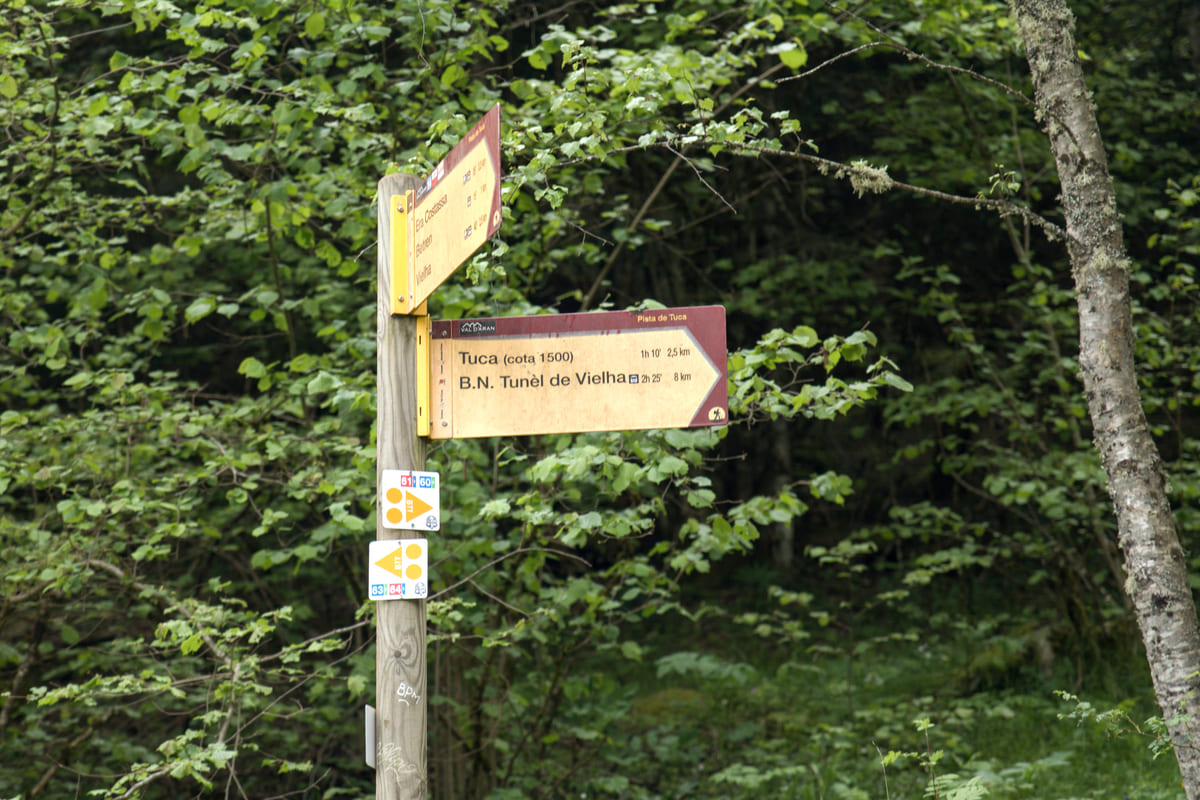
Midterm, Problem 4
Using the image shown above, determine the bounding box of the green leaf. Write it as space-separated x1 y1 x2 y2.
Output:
0 74 17 99
441 63 466 87
792 325 818 347
305 12 325 37
306 371 342 394
60 623 80 646
185 297 216 323
778 42 808 70
293 544 320 562
650 456 689 480
238 357 267 378
179 146 207 174
882 372 914 392
481 498 512 518
577 511 602 529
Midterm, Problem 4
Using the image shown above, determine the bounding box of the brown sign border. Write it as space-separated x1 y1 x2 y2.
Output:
431 305 728 432
392 104 503 315
413 103 502 235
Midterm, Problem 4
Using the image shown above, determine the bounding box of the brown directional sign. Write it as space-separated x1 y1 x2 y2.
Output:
428 306 728 439
392 104 502 315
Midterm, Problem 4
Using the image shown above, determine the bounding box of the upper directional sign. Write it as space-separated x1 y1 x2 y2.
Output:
428 306 727 439
391 104 502 315
380 469 440 530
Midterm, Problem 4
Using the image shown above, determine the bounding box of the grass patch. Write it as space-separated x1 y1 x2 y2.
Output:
578 609 1184 799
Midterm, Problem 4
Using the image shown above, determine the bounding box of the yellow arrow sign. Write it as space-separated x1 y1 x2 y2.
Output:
427 307 727 439
404 491 432 521
382 489 432 525
374 542 427 581
392 105 502 314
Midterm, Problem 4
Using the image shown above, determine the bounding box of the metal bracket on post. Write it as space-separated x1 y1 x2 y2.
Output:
416 314 431 437
365 704 376 769
390 190 420 315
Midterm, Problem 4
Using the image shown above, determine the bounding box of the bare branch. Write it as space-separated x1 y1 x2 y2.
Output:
777 41 897 83
666 144 737 215
533 136 1065 242
827 3 1036 109
428 547 592 601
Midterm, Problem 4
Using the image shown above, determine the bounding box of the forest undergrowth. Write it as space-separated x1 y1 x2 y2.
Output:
575 579 1185 800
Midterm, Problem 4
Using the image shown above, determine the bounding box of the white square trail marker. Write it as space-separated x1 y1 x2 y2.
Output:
380 469 440 530
368 539 429 600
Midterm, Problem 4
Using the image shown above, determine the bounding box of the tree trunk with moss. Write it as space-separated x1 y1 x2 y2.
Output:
1012 0 1200 794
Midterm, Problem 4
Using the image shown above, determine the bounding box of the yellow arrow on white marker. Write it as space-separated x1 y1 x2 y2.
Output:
383 488 432 525
374 541 427 581
379 469 440 531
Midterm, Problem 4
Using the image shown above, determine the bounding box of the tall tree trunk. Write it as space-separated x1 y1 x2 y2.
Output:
1011 0 1200 794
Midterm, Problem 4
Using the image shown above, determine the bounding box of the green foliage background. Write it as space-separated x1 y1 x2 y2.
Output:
1 0 1197 798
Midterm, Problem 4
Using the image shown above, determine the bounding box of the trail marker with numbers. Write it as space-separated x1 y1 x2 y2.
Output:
380 469 441 530
368 539 429 600
391 104 502 315
426 305 727 439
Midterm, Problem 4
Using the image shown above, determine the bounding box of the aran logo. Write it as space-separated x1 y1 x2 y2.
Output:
458 319 497 336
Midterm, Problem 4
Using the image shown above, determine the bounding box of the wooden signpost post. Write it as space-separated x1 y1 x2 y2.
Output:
372 104 727 799
375 171 427 800
373 105 503 800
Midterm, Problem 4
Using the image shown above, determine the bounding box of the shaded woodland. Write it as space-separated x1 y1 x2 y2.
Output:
2 0 1199 797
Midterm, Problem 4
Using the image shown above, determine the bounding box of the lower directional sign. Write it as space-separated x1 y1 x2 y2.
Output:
368 539 429 600
428 305 727 439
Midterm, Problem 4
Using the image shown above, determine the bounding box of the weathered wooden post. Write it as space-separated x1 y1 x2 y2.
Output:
375 172 427 800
